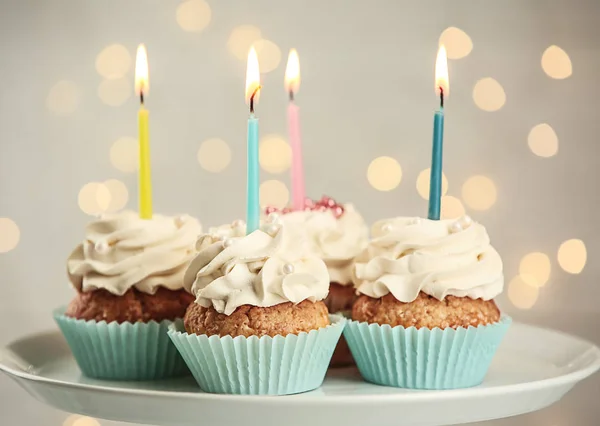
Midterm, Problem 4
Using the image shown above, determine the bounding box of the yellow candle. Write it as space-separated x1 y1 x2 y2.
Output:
138 106 152 218
135 44 152 219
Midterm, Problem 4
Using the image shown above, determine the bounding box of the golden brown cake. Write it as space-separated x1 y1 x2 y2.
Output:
352 292 500 329
184 300 329 337
325 282 356 313
352 216 504 329
182 221 332 338
65 211 202 323
324 282 356 366
66 287 194 323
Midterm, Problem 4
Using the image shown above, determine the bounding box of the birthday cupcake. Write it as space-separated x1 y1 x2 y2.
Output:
344 216 511 389
54 210 202 380
269 196 368 366
168 220 345 395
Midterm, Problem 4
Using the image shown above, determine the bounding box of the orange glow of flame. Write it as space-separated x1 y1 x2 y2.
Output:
245 46 261 106
135 44 149 97
284 49 300 94
435 45 449 98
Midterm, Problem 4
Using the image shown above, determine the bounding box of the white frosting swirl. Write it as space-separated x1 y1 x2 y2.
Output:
68 210 202 295
280 204 368 285
353 217 504 302
183 222 330 315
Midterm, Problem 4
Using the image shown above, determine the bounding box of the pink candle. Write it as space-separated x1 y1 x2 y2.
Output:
285 49 305 211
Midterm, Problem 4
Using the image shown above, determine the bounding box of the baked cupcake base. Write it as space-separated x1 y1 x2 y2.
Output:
184 300 329 337
353 293 501 329
324 283 357 367
66 287 194 323
169 313 346 395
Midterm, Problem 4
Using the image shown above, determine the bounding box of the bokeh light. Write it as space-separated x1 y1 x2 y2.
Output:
528 123 558 158
259 180 289 208
438 27 473 59
542 45 572 79
72 417 101 426
508 275 539 310
63 415 79 426
104 179 129 213
557 239 587 274
110 136 138 173
64 415 101 426
461 175 497 210
519 252 551 287
253 39 282 73
95 44 131 80
416 168 448 200
0 218 20 253
367 156 402 192
228 25 262 60
197 138 231 173
78 182 111 216
46 80 81 116
473 78 506 112
259 135 291 174
98 78 131 107
440 195 466 219
176 0 211 33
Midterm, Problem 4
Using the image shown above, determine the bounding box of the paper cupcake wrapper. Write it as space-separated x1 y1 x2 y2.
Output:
54 308 189 380
344 315 512 390
168 314 346 395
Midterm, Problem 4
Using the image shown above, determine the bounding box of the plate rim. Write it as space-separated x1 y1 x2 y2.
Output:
1 321 600 404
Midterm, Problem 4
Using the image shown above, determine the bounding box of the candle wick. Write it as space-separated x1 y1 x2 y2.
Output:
140 91 144 106
249 85 261 114
289 90 294 102
439 87 444 108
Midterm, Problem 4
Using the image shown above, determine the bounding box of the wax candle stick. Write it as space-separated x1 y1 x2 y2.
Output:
285 49 305 211
245 47 261 233
428 108 444 220
427 45 449 220
135 44 153 219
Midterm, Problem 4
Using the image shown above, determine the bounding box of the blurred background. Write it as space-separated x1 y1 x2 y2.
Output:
0 0 598 425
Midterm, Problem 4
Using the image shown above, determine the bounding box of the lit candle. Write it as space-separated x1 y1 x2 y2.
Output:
135 44 152 219
245 47 261 234
285 49 305 211
428 45 449 220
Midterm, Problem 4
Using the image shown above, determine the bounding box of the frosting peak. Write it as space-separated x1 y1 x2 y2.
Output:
353 217 504 302
279 204 368 285
68 210 202 295
184 222 329 315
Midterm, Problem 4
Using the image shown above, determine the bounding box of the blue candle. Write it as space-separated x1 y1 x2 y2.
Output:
428 45 449 220
428 108 444 220
245 47 261 234
246 114 260 233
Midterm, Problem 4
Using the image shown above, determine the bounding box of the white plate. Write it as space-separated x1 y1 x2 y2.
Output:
1 322 599 426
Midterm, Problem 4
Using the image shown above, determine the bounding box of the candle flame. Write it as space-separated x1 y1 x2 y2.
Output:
435 45 449 98
285 49 301 95
245 46 261 106
135 44 149 98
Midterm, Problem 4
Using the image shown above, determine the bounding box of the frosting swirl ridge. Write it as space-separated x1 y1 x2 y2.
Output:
280 204 368 285
183 222 329 315
353 217 504 302
67 210 202 295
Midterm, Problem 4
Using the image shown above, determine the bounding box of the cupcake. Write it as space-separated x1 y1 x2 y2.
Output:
270 196 368 366
54 210 202 380
168 220 345 395
344 216 511 389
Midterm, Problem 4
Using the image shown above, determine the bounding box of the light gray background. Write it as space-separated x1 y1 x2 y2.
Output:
0 0 598 425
